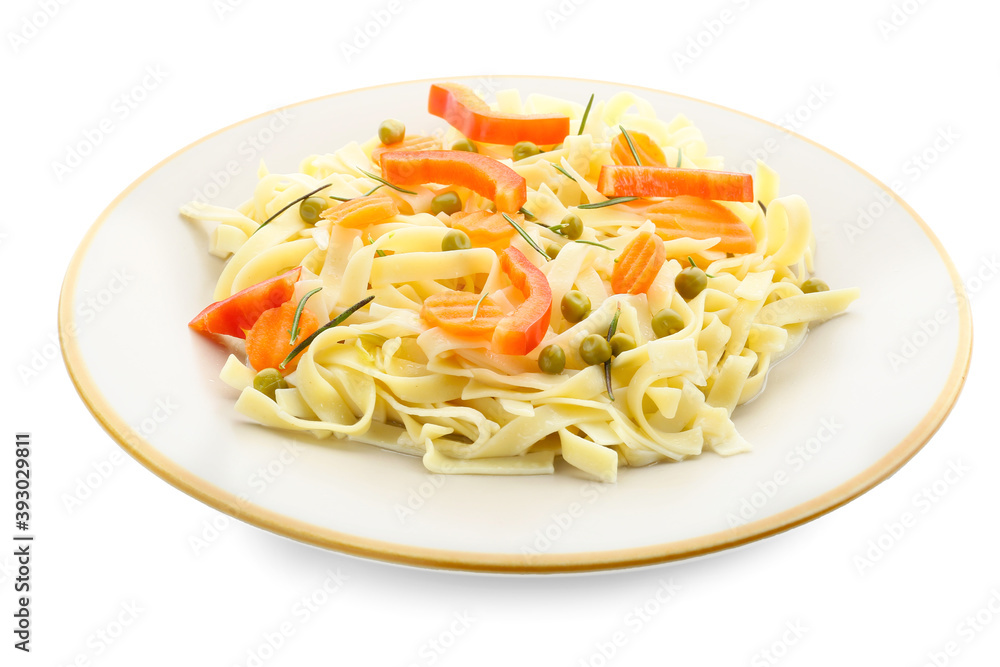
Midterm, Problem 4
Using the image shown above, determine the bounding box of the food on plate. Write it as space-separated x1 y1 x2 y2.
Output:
181 83 858 482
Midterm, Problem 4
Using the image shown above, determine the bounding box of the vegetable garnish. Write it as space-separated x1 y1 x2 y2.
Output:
355 166 418 195
370 134 439 164
328 184 384 203
597 165 754 202
758 199 767 214
577 196 639 209
518 206 537 221
574 239 614 251
380 150 527 213
421 291 503 338
551 162 577 182
252 184 332 236
289 287 323 344
676 148 683 168
612 231 666 295
247 301 320 374
502 212 550 260
278 295 375 370
492 247 553 355
578 93 595 135
604 306 622 398
688 255 715 278
320 194 399 229
451 211 516 251
367 234 388 257
188 267 302 338
631 196 756 254
428 82 570 145
619 126 643 167
471 291 490 321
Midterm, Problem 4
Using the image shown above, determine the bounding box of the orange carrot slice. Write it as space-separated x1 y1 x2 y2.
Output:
612 231 666 295
634 196 757 254
611 131 667 166
370 135 440 164
598 166 754 202
450 210 516 251
319 194 398 229
421 291 504 339
246 301 320 374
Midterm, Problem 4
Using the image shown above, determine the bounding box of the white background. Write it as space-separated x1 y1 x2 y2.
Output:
3 0 998 665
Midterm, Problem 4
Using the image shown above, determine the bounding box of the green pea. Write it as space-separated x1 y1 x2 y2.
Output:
441 229 471 252
451 138 478 153
545 243 561 260
537 344 566 375
579 334 612 366
610 333 636 356
801 278 829 294
652 308 685 338
377 118 405 145
556 213 583 240
253 368 287 400
299 197 327 224
512 141 541 161
675 267 707 300
431 191 462 215
560 290 591 323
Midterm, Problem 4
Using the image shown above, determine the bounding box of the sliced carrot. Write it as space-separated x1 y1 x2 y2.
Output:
598 165 754 202
611 130 667 166
421 290 504 339
428 83 569 146
319 194 398 229
246 301 320 374
612 231 666 295
371 135 440 165
631 196 757 254
450 210 516 251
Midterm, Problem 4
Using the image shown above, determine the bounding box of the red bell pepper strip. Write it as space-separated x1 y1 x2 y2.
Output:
492 247 552 355
188 267 301 338
597 165 754 202
380 150 527 213
428 82 570 146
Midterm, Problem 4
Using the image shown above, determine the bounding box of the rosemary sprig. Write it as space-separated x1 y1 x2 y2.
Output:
367 234 387 257
676 147 683 168
758 199 767 215
518 206 537 221
604 306 621 398
619 125 642 166
551 162 577 182
688 255 715 278
251 183 332 236
578 93 595 136
577 197 639 209
289 287 323 344
278 295 374 370
471 291 490 321
502 212 550 260
355 166 417 195
574 239 614 251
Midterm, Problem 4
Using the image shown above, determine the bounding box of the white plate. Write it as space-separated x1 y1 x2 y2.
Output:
60 76 971 573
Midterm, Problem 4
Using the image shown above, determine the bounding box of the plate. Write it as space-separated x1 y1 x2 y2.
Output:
60 76 971 573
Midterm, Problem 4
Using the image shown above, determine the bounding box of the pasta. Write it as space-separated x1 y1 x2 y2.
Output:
183 85 858 483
